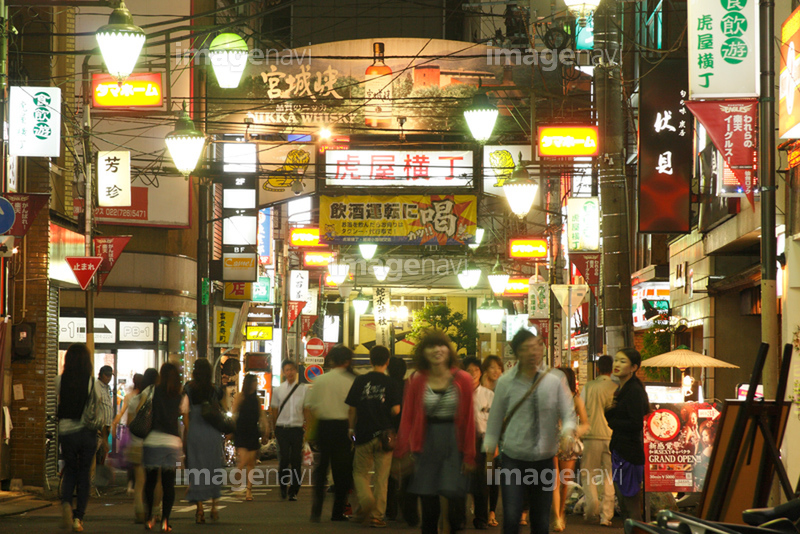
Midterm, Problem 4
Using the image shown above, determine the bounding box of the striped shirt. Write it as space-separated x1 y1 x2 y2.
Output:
424 383 459 419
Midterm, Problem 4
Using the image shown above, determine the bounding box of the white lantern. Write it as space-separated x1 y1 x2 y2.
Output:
564 0 602 27
165 104 206 176
359 243 378 260
503 158 539 219
464 93 499 143
328 258 350 285
95 1 146 83
487 257 510 295
209 33 249 89
468 227 485 250
477 297 505 326
352 291 370 315
372 264 390 282
458 261 482 290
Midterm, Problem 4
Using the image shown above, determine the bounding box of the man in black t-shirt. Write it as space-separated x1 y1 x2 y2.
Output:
346 346 401 528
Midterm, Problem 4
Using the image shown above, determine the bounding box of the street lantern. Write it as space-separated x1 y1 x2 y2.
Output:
209 33 249 89
353 290 370 315
503 156 539 219
328 257 350 285
373 264 390 282
458 260 482 290
95 1 146 83
359 243 378 260
477 296 505 326
468 227 485 250
464 93 499 143
487 256 510 295
564 0 601 27
165 103 207 176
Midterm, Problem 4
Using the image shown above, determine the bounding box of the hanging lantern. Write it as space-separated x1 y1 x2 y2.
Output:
328 257 350 285
165 103 207 176
373 264 390 282
477 296 505 326
458 260 482 290
468 227 485 250
503 156 539 219
359 243 378 260
464 93 499 143
95 1 146 83
209 33 249 89
352 291 370 315
487 256 510 295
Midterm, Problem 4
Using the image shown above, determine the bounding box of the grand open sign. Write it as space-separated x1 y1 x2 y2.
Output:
92 73 164 108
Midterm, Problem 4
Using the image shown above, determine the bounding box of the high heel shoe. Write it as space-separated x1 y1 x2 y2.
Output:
245 489 253 501
160 519 172 532
195 509 205 524
144 518 156 531
210 508 219 522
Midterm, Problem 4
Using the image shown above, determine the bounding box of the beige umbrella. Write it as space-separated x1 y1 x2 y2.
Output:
640 348 739 369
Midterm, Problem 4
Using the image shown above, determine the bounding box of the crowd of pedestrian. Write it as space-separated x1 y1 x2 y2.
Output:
55 332 650 534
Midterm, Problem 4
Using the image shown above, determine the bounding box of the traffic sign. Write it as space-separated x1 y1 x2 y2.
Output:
304 364 324 382
66 256 104 290
306 337 325 357
0 197 16 235
306 356 325 365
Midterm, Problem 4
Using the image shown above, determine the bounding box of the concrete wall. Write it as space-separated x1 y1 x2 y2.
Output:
712 292 763 401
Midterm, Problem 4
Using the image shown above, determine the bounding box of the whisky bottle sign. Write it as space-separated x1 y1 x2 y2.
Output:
364 42 393 128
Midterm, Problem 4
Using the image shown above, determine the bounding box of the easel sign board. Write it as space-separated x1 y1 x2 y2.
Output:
696 400 792 524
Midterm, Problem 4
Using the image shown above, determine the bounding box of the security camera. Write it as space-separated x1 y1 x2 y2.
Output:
291 179 304 195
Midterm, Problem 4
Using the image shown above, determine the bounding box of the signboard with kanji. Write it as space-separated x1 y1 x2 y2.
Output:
373 287 391 347
93 236 131 289
66 256 104 290
780 6 800 138
98 151 132 207
639 58 693 233
688 0 759 98
9 87 62 157
213 308 239 347
224 282 253 301
3 193 49 237
319 194 477 245
92 73 163 107
567 197 600 252
252 276 271 303
528 282 550 319
325 149 473 187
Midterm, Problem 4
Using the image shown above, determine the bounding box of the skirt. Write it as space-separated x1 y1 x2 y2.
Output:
611 450 644 497
408 420 470 499
143 445 181 470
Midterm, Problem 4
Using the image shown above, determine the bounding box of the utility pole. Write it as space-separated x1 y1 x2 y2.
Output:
594 0 633 356
82 82 95 357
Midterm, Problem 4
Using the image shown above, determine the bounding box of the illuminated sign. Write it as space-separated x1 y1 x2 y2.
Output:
509 238 548 259
323 272 354 287
222 253 257 282
537 126 599 157
325 149 473 187
224 282 252 301
246 325 274 341
303 250 334 268
503 278 531 296
567 197 600 252
9 87 62 157
290 227 324 247
92 73 163 108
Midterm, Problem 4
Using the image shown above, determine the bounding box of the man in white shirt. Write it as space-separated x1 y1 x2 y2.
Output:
465 356 495 530
270 360 307 501
581 355 618 526
91 366 115 487
305 346 356 522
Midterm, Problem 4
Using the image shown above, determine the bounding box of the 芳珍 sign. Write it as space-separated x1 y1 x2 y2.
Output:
319 195 477 245
98 151 132 207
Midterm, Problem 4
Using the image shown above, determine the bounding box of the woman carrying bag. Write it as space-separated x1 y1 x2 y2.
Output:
233 374 266 501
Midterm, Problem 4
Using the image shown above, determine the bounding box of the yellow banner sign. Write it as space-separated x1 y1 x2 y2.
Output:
246 325 273 341
224 282 252 300
214 310 238 347
320 195 477 245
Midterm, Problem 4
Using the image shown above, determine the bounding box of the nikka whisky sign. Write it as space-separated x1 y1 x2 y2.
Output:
208 38 519 133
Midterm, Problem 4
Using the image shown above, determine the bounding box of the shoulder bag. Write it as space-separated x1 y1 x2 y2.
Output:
201 387 236 434
276 383 300 419
498 369 551 444
81 379 105 432
129 388 154 439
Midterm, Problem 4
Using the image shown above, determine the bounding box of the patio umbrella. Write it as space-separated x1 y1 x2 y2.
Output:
639 348 739 369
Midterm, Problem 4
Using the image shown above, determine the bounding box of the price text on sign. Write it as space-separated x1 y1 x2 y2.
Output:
509 238 548 259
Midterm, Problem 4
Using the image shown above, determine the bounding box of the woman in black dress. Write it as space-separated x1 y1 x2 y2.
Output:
234 374 264 501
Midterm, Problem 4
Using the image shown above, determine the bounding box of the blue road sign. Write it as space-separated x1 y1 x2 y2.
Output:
0 197 16 235
304 364 324 382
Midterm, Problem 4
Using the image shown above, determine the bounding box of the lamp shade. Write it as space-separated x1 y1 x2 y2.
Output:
477 297 505 325
328 258 350 285
359 243 378 260
563 0 601 25
468 227 485 250
372 264 390 281
165 104 206 176
95 1 145 82
503 160 538 219
209 33 249 89
353 291 370 315
487 257 510 295
458 261 482 289
464 93 499 143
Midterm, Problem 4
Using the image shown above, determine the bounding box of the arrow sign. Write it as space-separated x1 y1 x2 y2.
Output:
66 257 104 290
551 284 589 317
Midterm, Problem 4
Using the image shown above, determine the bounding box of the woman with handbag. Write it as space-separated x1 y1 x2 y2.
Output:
142 363 184 532
56 343 101 533
184 358 225 523
233 374 265 501
394 330 476 534
551 367 590 532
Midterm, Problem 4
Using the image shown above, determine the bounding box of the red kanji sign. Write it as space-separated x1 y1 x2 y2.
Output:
66 257 104 290
571 253 601 296
2 193 49 237
288 300 307 329
301 315 318 337
93 236 131 291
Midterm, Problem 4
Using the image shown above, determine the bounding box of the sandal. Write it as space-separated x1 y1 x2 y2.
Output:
488 518 499 527
160 519 172 532
195 509 205 524
210 508 219 522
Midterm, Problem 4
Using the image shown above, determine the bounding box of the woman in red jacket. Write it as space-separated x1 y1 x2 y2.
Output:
395 330 476 534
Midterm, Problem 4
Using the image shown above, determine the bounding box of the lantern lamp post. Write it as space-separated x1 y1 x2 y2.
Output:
209 33 249 89
95 1 146 83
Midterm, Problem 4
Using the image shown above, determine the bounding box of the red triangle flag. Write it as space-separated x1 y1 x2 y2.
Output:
94 236 131 292
66 257 104 290
3 193 50 237
301 315 318 337
288 301 307 329
684 99 757 209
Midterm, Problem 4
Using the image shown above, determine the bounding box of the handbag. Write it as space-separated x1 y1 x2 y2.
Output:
129 389 153 439
201 388 236 434
379 428 396 452
557 434 584 461
81 379 105 432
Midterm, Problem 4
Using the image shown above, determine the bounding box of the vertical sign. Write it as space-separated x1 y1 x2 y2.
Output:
213 308 239 347
639 58 693 233
373 287 391 347
9 87 62 157
528 282 550 319
688 0 759 98
257 208 273 265
289 270 309 301
98 151 132 207
93 236 131 289
779 6 800 138
567 197 600 251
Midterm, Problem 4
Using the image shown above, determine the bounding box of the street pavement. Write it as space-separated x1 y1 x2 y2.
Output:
0 474 626 534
